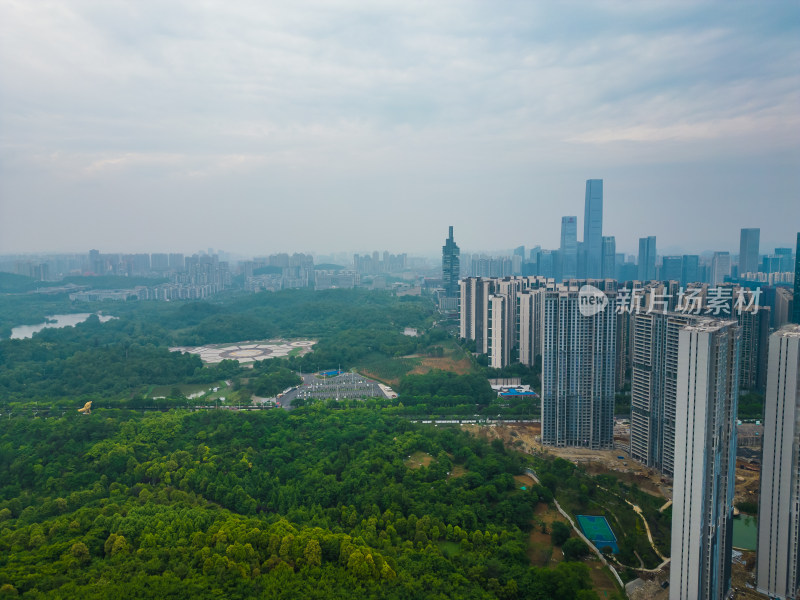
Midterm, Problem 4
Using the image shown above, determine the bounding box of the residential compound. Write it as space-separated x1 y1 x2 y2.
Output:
460 276 617 449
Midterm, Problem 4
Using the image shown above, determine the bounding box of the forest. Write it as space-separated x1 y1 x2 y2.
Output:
0 408 610 599
0 287 628 597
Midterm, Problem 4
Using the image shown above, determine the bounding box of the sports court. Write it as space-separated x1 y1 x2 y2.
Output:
576 515 619 554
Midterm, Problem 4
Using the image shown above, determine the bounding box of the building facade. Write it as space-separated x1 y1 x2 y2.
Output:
442 226 460 299
584 179 603 278
638 236 657 281
739 228 761 276
670 320 740 600
541 286 617 449
756 325 800 600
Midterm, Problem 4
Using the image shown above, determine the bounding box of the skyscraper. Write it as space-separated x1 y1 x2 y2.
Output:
630 311 703 475
638 236 656 281
560 217 578 281
670 320 740 600
681 255 699 285
541 286 617 449
739 227 760 275
710 251 731 285
601 235 616 280
584 179 603 278
757 324 800 600
442 226 460 298
661 256 682 282
794 232 800 324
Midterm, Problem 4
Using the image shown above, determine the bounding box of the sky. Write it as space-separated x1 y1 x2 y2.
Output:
1 1 798 258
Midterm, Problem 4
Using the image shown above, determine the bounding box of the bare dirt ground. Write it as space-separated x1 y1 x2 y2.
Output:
408 355 474 376
731 550 767 599
734 460 761 506
404 451 434 469
463 423 670 498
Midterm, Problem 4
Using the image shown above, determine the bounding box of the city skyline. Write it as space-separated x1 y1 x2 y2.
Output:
1 2 799 255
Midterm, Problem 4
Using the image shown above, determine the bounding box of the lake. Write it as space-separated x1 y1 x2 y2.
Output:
10 313 117 339
732 514 757 551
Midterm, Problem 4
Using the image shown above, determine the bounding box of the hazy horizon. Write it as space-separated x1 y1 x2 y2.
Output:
2 1 798 257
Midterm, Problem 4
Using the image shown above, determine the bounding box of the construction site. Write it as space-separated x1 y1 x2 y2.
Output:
463 419 767 599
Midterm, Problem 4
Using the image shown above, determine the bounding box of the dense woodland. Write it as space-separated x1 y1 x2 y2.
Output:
0 409 607 599
0 287 640 597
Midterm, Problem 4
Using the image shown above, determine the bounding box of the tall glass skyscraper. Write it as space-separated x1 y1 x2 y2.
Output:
638 236 657 281
601 235 616 279
560 216 578 280
739 228 760 275
441 226 460 298
583 179 603 278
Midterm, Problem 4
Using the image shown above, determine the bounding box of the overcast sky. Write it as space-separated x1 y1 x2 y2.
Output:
1 1 798 258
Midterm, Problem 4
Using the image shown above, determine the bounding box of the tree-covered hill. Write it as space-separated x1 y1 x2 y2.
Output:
0 408 602 599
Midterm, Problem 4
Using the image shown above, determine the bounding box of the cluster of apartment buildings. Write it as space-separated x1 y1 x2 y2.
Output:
448 179 800 598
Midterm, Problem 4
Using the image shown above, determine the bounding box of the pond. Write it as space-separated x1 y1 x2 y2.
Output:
732 514 757 551
10 313 117 339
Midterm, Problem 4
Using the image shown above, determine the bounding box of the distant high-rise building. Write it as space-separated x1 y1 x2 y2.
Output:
794 232 800 324
601 236 616 279
168 253 185 271
739 228 760 275
757 324 800 599
661 256 682 282
670 320 740 600
560 217 578 281
541 286 616 448
638 236 657 281
710 251 731 285
681 255 699 285
584 179 603 278
442 226 460 298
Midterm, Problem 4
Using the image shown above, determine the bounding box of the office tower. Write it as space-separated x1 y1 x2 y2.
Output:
541 286 617 448
670 320 740 600
757 325 800 599
513 246 525 259
630 311 703 475
739 228 760 275
560 217 578 281
442 226 460 299
737 305 770 391
538 250 555 279
681 255 699 285
661 256 682 282
710 251 731 285
583 179 603 278
638 236 657 281
794 233 800 324
775 247 794 273
601 236 616 280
